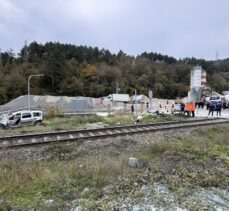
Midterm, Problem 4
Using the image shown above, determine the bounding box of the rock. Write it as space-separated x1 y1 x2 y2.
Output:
79 164 84 168
134 182 138 187
44 199 55 206
128 157 148 168
128 157 139 168
81 187 89 195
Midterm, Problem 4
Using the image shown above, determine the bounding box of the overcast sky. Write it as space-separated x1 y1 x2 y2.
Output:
0 0 229 60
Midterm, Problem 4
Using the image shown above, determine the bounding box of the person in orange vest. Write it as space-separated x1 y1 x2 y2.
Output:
184 102 195 117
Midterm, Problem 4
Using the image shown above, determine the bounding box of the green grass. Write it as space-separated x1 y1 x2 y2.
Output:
0 123 229 209
141 125 229 190
0 154 134 208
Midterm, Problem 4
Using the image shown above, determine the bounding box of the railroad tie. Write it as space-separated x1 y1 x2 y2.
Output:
68 134 74 139
31 138 36 143
115 130 121 133
79 133 85 137
18 139 23 144
88 132 95 136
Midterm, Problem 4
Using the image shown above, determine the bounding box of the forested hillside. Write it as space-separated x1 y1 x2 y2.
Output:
0 41 229 105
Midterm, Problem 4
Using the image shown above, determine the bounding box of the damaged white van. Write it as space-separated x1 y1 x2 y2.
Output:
0 110 43 129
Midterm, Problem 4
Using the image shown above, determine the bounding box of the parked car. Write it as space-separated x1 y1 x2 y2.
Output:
0 110 43 129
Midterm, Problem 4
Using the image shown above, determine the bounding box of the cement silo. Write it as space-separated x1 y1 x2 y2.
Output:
189 66 207 102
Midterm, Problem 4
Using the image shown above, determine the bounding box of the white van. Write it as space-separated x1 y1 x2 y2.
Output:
0 110 43 129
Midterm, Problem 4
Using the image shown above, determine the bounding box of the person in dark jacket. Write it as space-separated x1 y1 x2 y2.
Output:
208 102 214 116
131 104 134 114
206 102 210 110
216 102 222 116
180 103 185 114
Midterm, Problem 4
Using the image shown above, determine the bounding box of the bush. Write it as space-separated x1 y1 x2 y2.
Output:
44 106 61 118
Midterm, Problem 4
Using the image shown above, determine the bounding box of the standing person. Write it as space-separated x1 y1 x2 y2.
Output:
191 103 195 117
180 103 185 114
146 102 149 110
171 104 174 114
216 102 222 116
208 102 214 116
131 104 134 114
206 102 210 110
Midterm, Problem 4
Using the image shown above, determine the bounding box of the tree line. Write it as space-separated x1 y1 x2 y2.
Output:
0 41 229 105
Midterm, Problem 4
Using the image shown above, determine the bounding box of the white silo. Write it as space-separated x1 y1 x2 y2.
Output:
190 66 206 102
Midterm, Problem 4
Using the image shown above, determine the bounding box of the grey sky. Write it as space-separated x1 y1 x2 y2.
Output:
0 0 229 60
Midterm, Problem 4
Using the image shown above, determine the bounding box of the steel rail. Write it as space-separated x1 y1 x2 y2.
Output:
0 118 229 149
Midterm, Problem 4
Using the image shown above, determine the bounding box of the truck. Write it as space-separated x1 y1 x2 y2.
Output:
107 94 130 102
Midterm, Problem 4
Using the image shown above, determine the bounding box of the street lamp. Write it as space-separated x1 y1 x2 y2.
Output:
28 74 44 110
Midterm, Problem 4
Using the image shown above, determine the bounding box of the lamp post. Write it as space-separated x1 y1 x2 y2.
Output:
28 74 44 110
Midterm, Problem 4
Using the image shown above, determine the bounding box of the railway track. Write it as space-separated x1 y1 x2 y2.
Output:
0 118 229 149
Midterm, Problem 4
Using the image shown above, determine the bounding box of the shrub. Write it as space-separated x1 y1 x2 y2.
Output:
44 106 61 119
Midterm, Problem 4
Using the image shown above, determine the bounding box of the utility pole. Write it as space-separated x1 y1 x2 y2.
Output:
134 89 137 114
0 48 3 71
23 40 29 65
116 82 120 94
149 89 153 110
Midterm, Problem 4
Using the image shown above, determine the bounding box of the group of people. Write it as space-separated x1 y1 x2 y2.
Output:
178 101 224 117
130 100 226 119
207 101 222 116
